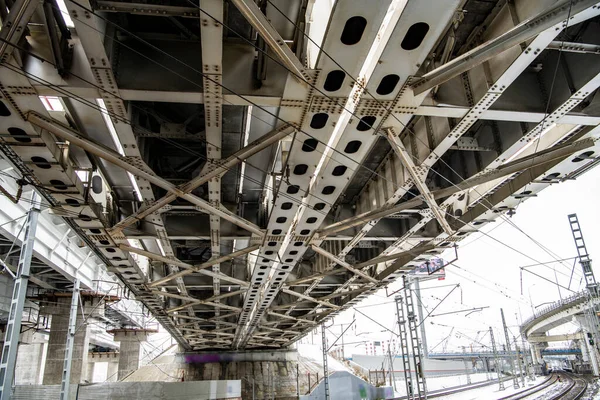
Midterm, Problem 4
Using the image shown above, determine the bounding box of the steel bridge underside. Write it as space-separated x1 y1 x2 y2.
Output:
1 0 600 350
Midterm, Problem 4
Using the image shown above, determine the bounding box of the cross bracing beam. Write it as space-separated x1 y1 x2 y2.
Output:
112 124 294 233
94 0 200 17
411 0 600 94
229 0 306 81
27 112 265 236
32 86 283 106
385 127 453 235
316 137 596 237
119 244 256 287
310 245 378 284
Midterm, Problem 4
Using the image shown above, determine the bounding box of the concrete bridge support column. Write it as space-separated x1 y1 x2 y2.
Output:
107 361 119 382
111 329 153 380
14 331 46 385
41 297 90 384
575 315 600 375
86 362 96 383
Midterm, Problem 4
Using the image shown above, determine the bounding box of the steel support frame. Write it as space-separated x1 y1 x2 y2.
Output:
199 0 225 336
0 193 40 400
63 0 200 334
412 0 600 93
27 113 264 236
285 3 600 339
317 137 595 236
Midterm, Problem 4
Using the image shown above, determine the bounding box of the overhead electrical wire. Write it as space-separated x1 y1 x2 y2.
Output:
1 2 580 324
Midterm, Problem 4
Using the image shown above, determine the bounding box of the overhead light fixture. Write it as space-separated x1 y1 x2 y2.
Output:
128 172 144 202
97 99 143 201
55 0 75 28
156 239 166 257
39 96 64 111
504 123 556 164
96 99 125 156
238 106 252 195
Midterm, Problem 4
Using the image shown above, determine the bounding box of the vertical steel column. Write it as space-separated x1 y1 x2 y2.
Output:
462 346 471 384
489 327 505 391
321 325 330 400
568 214 599 295
521 335 534 381
513 337 525 387
404 280 427 399
414 279 428 357
500 309 519 389
59 278 80 400
395 295 414 398
0 192 40 400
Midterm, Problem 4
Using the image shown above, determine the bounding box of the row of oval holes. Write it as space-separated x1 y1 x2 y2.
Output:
341 17 429 50
310 113 375 131
328 19 430 93
248 13 432 299
324 70 401 94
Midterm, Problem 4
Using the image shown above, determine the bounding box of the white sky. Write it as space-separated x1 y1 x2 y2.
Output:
318 164 600 356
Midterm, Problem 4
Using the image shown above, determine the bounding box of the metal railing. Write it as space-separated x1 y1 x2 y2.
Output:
521 290 590 330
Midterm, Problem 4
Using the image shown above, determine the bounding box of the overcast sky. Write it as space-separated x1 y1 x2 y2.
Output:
315 163 600 357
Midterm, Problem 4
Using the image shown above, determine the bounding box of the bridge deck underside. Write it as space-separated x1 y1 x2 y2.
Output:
1 0 600 350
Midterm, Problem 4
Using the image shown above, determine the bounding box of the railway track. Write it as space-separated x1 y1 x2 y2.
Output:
547 373 588 400
498 373 588 400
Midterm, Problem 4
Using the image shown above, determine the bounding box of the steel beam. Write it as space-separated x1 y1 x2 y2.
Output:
27 112 264 236
95 0 199 17
0 0 40 62
385 128 453 235
310 245 378 284
128 245 260 287
119 244 256 287
412 0 600 93
229 0 306 81
112 124 293 232
318 137 595 237
354 243 437 270
547 40 600 54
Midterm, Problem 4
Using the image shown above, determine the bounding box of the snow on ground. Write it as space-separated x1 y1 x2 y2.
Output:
440 376 548 400
391 373 490 396
297 343 350 372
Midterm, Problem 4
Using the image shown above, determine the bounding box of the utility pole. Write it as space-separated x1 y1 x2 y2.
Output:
395 296 414 399
489 327 505 391
321 324 330 400
513 336 525 388
404 278 427 399
568 214 600 375
521 335 534 381
0 192 40 400
60 278 81 400
462 346 471 384
501 309 519 389
413 278 428 357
